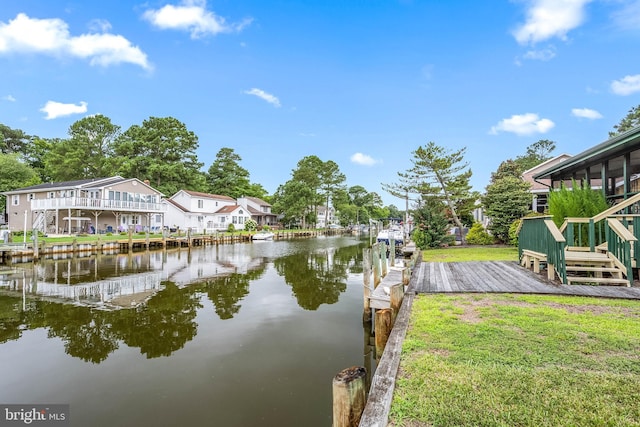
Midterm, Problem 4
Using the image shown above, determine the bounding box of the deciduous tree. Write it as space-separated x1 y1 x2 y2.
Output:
112 116 206 196
0 153 40 213
44 114 120 181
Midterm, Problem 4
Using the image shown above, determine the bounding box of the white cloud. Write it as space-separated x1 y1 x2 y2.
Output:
522 47 556 61
513 0 592 45
40 100 88 120
350 152 379 166
611 0 640 30
0 13 151 69
571 107 602 119
611 74 640 95
489 113 555 136
244 88 281 107
2 94 16 102
88 19 112 33
143 0 252 39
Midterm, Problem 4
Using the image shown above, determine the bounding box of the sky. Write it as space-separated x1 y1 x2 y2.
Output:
1 0 640 207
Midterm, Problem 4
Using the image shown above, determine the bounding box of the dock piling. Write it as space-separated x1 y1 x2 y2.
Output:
332 366 367 427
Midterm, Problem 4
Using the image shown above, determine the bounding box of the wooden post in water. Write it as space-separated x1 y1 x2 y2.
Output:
375 308 393 358
32 228 39 261
372 243 381 287
389 238 395 266
380 242 388 277
332 366 367 427
363 247 372 322
128 227 133 253
389 283 404 324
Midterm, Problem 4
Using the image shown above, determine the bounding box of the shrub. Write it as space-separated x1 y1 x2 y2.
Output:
245 219 258 232
227 224 235 233
465 222 495 245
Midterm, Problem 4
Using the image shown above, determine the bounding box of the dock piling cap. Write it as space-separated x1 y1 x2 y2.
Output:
333 366 366 384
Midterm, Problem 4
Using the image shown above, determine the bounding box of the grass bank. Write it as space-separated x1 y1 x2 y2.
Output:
389 249 640 426
423 245 518 262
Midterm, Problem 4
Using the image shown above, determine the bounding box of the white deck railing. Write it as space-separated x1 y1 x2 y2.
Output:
31 197 166 212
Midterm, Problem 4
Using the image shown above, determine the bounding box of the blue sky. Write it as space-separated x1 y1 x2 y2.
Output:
1 1 640 207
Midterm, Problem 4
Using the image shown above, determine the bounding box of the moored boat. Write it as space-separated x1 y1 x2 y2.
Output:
252 231 275 241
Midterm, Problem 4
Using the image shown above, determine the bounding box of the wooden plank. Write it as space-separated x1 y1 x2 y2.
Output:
438 263 453 292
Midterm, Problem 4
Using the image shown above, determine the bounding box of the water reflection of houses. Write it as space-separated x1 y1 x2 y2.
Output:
0 247 267 308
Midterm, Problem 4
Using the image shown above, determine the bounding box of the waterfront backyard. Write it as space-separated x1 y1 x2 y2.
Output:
388 246 640 427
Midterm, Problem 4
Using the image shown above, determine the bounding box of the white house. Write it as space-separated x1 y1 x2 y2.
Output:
164 190 251 232
237 196 278 227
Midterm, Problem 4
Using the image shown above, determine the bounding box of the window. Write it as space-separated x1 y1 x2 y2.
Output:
232 216 238 224
239 209 244 215
12 195 19 206
198 200 204 209
155 214 162 222
220 217 226 223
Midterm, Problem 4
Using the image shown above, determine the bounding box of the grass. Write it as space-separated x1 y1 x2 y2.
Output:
422 245 519 262
389 293 640 426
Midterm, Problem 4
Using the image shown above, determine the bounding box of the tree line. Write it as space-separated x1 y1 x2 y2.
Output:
0 115 396 225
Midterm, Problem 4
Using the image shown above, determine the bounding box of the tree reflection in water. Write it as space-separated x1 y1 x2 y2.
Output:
0 237 367 363
274 241 363 310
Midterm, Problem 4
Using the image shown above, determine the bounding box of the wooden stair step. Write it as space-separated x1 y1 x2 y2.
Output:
566 276 630 286
564 266 620 273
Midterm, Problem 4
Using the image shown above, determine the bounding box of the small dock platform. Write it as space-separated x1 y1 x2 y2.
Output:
415 260 640 299
369 267 410 309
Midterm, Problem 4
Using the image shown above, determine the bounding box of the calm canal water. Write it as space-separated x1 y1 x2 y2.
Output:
0 235 375 426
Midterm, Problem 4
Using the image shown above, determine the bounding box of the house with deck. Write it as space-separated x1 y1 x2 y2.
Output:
519 125 640 287
164 190 253 232
2 176 166 235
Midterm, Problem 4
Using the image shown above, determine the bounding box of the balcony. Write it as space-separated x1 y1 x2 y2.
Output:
31 197 166 213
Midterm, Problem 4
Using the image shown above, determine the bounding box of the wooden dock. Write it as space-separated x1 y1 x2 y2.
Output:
414 261 640 299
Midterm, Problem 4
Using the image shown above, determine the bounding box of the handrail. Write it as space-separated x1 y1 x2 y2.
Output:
606 218 636 277
607 218 638 242
593 192 640 222
518 216 567 283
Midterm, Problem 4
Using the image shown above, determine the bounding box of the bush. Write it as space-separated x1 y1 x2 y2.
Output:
227 224 235 233
245 219 258 232
465 222 495 245
508 219 521 246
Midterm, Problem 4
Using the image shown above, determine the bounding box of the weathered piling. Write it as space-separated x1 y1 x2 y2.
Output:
389 238 395 265
363 247 372 322
372 243 381 287
389 283 404 324
374 308 393 358
332 366 367 427
380 242 388 277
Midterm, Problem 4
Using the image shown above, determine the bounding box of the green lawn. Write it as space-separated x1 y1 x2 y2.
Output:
422 245 519 262
389 293 640 426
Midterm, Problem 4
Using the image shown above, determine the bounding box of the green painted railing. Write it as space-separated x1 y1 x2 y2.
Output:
518 216 567 283
605 217 637 277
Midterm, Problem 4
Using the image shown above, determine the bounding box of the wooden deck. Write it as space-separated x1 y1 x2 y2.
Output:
414 261 640 299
